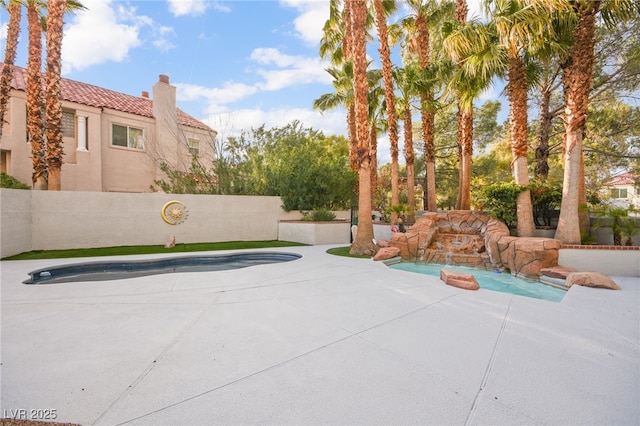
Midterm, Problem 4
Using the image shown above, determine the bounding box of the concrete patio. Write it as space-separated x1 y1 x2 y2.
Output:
1 245 638 425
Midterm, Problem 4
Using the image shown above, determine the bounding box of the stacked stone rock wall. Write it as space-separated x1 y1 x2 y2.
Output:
389 210 560 279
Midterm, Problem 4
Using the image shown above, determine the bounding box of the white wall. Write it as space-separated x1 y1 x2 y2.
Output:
1 189 287 258
559 248 640 277
0 189 32 257
278 221 351 245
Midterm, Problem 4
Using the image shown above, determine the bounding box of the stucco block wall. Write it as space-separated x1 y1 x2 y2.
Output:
1 190 286 257
0 189 32 258
278 221 351 245
559 248 640 277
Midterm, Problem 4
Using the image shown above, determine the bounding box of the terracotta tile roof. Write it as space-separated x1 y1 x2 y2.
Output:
604 172 638 186
6 64 214 132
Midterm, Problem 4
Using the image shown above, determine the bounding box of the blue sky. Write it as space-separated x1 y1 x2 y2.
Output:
2 0 487 164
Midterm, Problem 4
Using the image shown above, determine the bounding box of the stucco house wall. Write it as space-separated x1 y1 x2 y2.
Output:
601 172 639 212
1 66 216 193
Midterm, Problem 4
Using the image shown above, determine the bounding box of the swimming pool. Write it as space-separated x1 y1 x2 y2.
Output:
389 262 566 302
23 252 301 285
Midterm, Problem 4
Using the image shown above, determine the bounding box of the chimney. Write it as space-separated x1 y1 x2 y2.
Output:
159 74 170 84
141 91 149 98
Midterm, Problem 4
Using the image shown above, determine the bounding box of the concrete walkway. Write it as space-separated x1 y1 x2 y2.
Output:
1 245 638 425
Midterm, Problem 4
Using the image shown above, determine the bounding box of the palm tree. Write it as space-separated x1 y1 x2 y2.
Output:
349 0 376 256
27 0 47 189
26 0 85 190
44 0 66 190
393 65 420 222
554 0 637 244
402 0 453 212
0 0 22 138
453 0 473 210
313 63 357 169
320 0 360 171
484 0 560 237
372 0 401 220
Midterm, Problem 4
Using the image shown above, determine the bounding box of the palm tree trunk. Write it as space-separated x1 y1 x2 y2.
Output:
373 0 400 219
349 0 375 256
369 123 378 201
455 0 472 211
458 107 473 210
404 108 415 224
423 106 436 211
28 2 47 190
45 0 66 191
415 12 437 212
0 0 21 138
555 1 600 244
534 80 553 181
507 55 535 237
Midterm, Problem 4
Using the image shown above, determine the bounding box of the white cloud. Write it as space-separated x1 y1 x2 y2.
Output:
0 20 7 44
202 106 347 139
250 48 331 91
176 82 258 106
167 0 208 17
62 0 141 73
279 0 329 46
62 0 178 73
175 47 330 111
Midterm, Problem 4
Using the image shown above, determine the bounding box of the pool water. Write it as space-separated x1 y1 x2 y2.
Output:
23 252 301 285
389 262 566 302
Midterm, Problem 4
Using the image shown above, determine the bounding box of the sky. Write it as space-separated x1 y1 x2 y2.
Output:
2 0 487 164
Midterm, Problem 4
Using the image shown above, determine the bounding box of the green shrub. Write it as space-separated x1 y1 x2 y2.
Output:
476 181 523 228
0 173 30 189
301 209 336 221
530 180 562 227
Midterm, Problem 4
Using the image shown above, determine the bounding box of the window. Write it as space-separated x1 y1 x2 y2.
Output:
610 188 628 199
112 124 144 150
188 139 200 156
62 110 75 137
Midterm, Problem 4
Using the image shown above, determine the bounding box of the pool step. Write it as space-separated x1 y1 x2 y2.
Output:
539 266 578 290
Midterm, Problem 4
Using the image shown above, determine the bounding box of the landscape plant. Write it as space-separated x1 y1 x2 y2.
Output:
0 172 30 189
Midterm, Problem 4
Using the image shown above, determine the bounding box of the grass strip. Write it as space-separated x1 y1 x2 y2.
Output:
325 246 371 259
3 240 307 261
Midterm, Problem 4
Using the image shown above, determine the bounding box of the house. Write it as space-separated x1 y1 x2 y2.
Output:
601 171 639 211
0 65 217 192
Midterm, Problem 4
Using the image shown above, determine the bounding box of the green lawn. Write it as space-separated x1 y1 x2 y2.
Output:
2 240 308 261
325 246 371 259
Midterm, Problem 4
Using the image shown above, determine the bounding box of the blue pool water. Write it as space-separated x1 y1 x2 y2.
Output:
23 252 301 285
389 262 566 302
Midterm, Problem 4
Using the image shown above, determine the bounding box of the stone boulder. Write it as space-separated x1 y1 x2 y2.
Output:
377 239 390 248
497 237 561 280
540 266 578 279
565 272 621 290
440 269 480 290
164 235 176 249
373 246 401 261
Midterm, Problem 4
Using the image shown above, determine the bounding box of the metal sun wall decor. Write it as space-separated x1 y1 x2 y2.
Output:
161 200 188 225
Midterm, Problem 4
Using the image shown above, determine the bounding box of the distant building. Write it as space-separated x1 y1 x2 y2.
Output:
1 65 216 192
601 171 639 211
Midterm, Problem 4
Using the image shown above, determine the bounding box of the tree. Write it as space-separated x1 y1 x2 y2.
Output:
554 0 637 243
373 0 401 220
25 0 85 190
349 0 376 256
484 0 558 237
0 0 21 138
402 0 453 212
44 0 66 190
320 0 359 171
448 0 475 210
27 0 47 189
